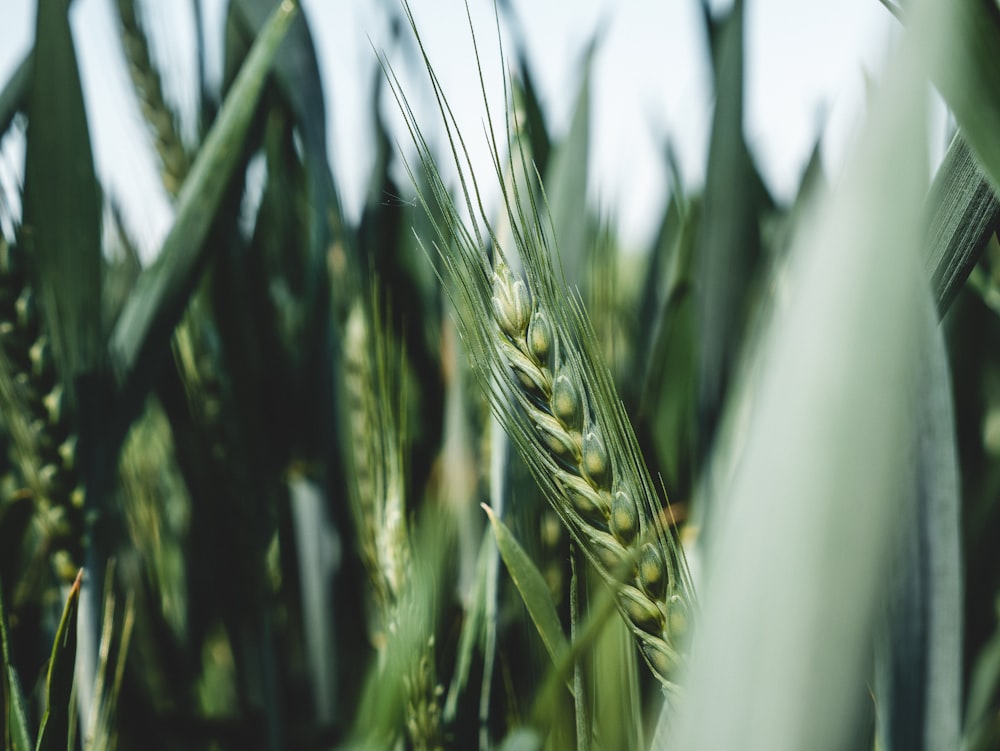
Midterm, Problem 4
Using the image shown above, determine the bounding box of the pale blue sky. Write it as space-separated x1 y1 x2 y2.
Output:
0 0 922 257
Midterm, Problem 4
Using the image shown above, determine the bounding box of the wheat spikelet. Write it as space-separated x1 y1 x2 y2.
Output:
403 635 444 751
381 1 696 689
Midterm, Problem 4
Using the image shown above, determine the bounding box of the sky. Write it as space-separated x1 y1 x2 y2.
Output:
0 0 928 258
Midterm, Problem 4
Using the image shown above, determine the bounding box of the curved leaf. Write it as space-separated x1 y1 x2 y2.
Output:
483 505 569 683
109 0 298 408
0 581 34 751
36 570 83 751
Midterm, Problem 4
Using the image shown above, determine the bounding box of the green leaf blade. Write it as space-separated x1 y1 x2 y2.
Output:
483 505 569 679
109 0 298 409
23 0 102 391
35 569 83 751
1 581 35 751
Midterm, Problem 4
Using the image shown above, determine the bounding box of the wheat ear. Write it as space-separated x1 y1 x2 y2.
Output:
343 293 443 750
381 2 695 689
116 0 191 198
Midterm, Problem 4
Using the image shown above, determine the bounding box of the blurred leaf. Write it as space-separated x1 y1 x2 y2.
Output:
483 506 570 689
0 580 34 751
636 141 688 344
924 135 1000 315
109 0 298 409
36 570 82 751
874 300 962 751
694 0 764 466
638 193 699 497
357 71 444 479
23 0 102 391
0 495 34 599
513 58 551 179
964 609 1000 751
927 0 1000 195
542 52 591 288
444 527 490 723
670 3 935 746
497 727 543 751
0 53 31 137
229 0 341 304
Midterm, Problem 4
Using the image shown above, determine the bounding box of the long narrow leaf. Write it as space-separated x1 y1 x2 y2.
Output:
483 506 570 683
0 580 34 751
542 53 591 288
925 134 1000 314
694 0 764 466
875 300 962 750
0 53 31 137
23 0 102 390
928 0 1000 195
669 2 937 746
109 0 298 405
36 570 83 751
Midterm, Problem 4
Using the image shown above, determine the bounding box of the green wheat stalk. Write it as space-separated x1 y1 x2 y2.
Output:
381 1 696 690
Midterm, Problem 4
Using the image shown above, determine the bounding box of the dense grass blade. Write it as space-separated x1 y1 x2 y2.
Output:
109 0 298 409
36 570 83 751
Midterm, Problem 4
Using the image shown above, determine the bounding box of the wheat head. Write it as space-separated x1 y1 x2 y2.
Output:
381 1 696 690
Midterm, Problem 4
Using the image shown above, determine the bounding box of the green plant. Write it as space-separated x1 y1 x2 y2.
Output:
2 0 1000 749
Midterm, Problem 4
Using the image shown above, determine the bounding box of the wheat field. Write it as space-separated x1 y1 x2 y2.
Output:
1 1 1000 750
